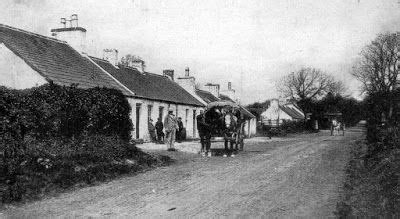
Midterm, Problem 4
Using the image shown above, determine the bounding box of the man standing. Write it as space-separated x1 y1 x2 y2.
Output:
176 117 184 143
197 110 211 157
164 110 178 151
155 118 164 143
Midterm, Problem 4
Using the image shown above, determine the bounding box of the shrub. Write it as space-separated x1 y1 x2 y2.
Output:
258 120 306 137
280 120 306 134
0 83 132 141
0 135 167 203
0 84 146 203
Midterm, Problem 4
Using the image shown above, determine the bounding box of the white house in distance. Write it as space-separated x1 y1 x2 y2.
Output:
0 17 204 141
261 99 305 127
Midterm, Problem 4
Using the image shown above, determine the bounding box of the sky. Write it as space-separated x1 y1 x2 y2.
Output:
1 0 400 104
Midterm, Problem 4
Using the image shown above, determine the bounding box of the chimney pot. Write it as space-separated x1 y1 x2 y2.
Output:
71 14 78 27
185 67 190 77
51 14 87 53
205 83 220 98
228 82 232 90
60 18 66 28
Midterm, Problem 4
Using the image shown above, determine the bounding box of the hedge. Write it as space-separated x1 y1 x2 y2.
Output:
0 83 133 141
0 135 169 203
0 83 148 203
258 120 307 137
364 89 400 144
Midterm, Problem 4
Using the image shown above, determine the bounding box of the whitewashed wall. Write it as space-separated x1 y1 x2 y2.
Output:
261 106 292 126
128 97 202 141
0 43 47 89
243 118 257 137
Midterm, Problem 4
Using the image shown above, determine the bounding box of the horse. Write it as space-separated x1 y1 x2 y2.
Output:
222 110 242 157
331 119 342 136
203 106 243 157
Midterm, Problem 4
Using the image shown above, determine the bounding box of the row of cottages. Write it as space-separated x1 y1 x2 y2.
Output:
175 70 257 137
0 23 204 141
261 99 305 126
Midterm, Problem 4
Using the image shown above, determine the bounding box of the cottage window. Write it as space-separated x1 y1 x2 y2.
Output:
148 105 153 121
159 106 164 120
185 109 189 127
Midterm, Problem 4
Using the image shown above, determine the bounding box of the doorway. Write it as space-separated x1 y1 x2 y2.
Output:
193 109 196 137
136 104 141 139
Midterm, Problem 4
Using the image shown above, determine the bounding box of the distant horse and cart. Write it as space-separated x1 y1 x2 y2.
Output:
324 112 345 136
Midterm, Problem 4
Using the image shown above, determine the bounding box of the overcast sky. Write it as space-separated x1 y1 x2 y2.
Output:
2 0 400 104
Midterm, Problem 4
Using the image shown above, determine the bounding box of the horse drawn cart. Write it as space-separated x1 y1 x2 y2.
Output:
324 112 345 136
204 101 246 157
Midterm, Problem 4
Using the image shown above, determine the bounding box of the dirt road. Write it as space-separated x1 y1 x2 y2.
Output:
2 128 364 218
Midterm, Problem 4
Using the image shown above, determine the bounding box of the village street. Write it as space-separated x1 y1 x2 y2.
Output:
3 126 364 218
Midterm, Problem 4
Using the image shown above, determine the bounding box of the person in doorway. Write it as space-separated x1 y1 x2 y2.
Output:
197 110 212 157
148 119 156 142
164 110 178 151
176 117 184 143
155 118 164 143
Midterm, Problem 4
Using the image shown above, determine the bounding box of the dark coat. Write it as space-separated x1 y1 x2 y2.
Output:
177 120 184 131
155 121 163 133
197 114 210 134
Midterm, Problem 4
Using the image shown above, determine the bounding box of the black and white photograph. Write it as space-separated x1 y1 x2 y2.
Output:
0 0 399 217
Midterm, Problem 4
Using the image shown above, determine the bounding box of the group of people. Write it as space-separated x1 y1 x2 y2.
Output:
148 110 185 151
148 107 242 156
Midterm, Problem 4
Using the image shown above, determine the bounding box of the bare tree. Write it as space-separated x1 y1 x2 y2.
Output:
120 54 146 68
352 32 400 93
277 67 345 102
352 32 400 121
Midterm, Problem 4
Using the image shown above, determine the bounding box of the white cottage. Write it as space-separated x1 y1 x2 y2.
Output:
0 22 204 141
90 57 204 141
261 99 305 126
0 23 133 96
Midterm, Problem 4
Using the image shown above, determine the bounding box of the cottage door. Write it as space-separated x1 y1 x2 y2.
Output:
136 104 141 139
193 110 196 138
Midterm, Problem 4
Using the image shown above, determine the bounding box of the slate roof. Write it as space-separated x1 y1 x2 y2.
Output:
0 24 132 96
91 57 204 106
240 106 256 119
279 105 304 120
196 89 255 119
195 89 220 103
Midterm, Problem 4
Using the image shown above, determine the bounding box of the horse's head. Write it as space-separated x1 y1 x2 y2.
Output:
224 113 238 130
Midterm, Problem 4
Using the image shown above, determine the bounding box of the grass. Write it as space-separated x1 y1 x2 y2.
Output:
335 139 400 217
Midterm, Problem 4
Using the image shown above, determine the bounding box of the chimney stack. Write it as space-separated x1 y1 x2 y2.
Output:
163 69 174 81
51 14 87 54
220 82 237 102
205 83 220 98
103 49 119 66
130 57 145 73
71 14 78 27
